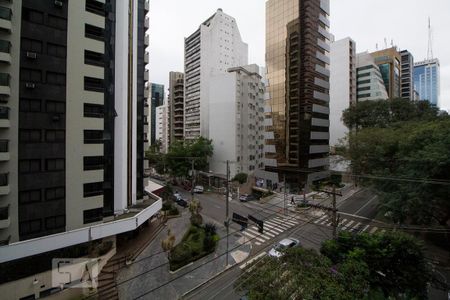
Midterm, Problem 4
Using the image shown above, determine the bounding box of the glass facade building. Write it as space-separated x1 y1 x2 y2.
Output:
150 83 165 145
414 59 440 107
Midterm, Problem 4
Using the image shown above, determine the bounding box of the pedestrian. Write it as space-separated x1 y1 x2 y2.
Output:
290 196 295 205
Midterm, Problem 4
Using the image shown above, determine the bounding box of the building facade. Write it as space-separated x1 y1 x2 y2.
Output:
356 52 389 101
414 59 440 107
184 9 248 140
150 82 164 145
155 103 168 153
208 65 265 177
400 50 414 101
168 71 184 144
330 37 356 147
265 0 331 187
0 0 160 280
370 47 401 99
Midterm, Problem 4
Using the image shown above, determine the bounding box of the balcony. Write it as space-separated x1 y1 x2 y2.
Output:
144 34 149 46
145 0 149 12
144 70 149 81
0 7 12 33
0 106 9 128
0 73 10 96
145 17 149 29
0 205 10 229
144 51 149 63
0 40 11 64
0 140 9 161
144 87 149 98
0 173 9 195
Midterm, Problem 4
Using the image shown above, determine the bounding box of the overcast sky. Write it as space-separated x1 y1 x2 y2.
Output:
148 0 450 110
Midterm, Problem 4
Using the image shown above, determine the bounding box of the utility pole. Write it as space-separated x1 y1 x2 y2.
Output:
225 160 230 266
283 173 287 216
316 187 342 240
190 159 195 202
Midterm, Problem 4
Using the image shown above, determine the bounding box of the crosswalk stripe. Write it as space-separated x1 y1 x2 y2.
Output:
255 242 262 246
273 217 298 226
242 231 266 243
247 228 271 240
268 218 294 228
320 218 329 225
261 227 281 236
370 227 378 233
314 215 328 224
263 223 285 233
265 220 291 230
350 222 362 231
342 220 354 230
338 218 347 226
253 227 275 237
274 216 299 224
361 225 370 232
326 221 333 226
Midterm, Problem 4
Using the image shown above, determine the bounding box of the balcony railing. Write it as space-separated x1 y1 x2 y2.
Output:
0 73 9 86
0 173 8 186
0 106 9 119
0 40 10 53
0 7 11 21
0 205 8 220
0 140 8 152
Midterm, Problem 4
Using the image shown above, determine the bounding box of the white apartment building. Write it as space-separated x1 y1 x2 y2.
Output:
330 37 356 147
184 8 248 140
209 65 265 177
356 52 389 101
155 103 169 154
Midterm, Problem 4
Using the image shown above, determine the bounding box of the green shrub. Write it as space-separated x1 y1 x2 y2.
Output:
168 206 179 216
190 214 203 227
162 203 172 211
233 173 248 184
204 223 217 235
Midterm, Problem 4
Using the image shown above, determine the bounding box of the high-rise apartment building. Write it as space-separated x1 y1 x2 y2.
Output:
265 0 331 187
184 9 248 140
150 83 164 145
0 1 161 294
400 50 414 101
155 103 169 153
356 52 389 101
370 47 401 99
330 37 356 147
208 65 265 177
168 71 184 144
414 59 440 107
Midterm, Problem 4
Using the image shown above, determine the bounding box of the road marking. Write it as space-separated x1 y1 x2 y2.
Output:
326 221 333 226
247 228 271 240
263 223 285 233
252 226 276 238
240 252 266 269
370 227 378 233
320 218 329 225
274 216 299 225
255 242 262 246
338 218 347 226
314 215 327 224
242 231 266 243
273 217 298 226
350 222 362 232
261 227 281 236
266 219 291 229
354 195 377 216
342 220 355 230
361 225 370 232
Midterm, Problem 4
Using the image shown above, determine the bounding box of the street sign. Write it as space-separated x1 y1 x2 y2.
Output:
232 212 248 230
248 215 264 233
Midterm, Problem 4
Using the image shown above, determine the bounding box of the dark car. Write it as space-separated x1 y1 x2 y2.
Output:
239 194 256 202
176 198 188 208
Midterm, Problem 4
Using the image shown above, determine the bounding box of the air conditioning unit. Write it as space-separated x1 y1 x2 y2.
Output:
54 0 63 7
26 52 37 59
25 83 35 89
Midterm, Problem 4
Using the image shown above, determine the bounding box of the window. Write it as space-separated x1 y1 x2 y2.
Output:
85 24 104 41
46 101 65 113
20 68 42 83
19 190 41 204
45 187 65 201
84 182 103 197
47 15 67 30
20 129 41 143
86 0 105 16
357 73 370 79
84 156 104 170
46 159 65 172
46 130 65 143
19 219 42 235
47 43 66 58
20 99 41 112
84 103 104 118
84 130 103 144
21 38 43 53
359 79 371 85
45 215 65 230
84 77 104 92
22 8 44 24
84 50 104 67
357 86 371 92
19 159 41 173
83 208 103 224
46 72 66 85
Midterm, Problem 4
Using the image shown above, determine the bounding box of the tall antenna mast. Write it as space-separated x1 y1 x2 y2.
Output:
427 17 434 60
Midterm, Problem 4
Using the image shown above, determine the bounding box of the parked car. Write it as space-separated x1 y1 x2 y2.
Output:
193 185 204 193
239 194 256 202
268 238 300 258
175 198 188 208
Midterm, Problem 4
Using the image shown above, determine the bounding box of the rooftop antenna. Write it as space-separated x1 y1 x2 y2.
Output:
384 38 387 49
427 17 434 60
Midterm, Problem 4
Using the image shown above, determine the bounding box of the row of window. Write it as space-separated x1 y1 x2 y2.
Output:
22 38 66 58
21 68 66 85
19 215 65 236
22 8 67 30
20 129 65 143
19 158 65 174
20 98 65 114
20 187 65 204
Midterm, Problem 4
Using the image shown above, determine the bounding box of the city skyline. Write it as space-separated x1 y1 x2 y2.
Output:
148 0 450 110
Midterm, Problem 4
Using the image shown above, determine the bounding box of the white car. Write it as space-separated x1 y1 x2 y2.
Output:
193 185 204 193
268 238 300 258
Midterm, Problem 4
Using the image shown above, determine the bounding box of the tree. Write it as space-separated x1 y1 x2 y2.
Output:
321 231 432 299
237 247 370 300
188 199 203 227
161 228 176 259
232 173 248 184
